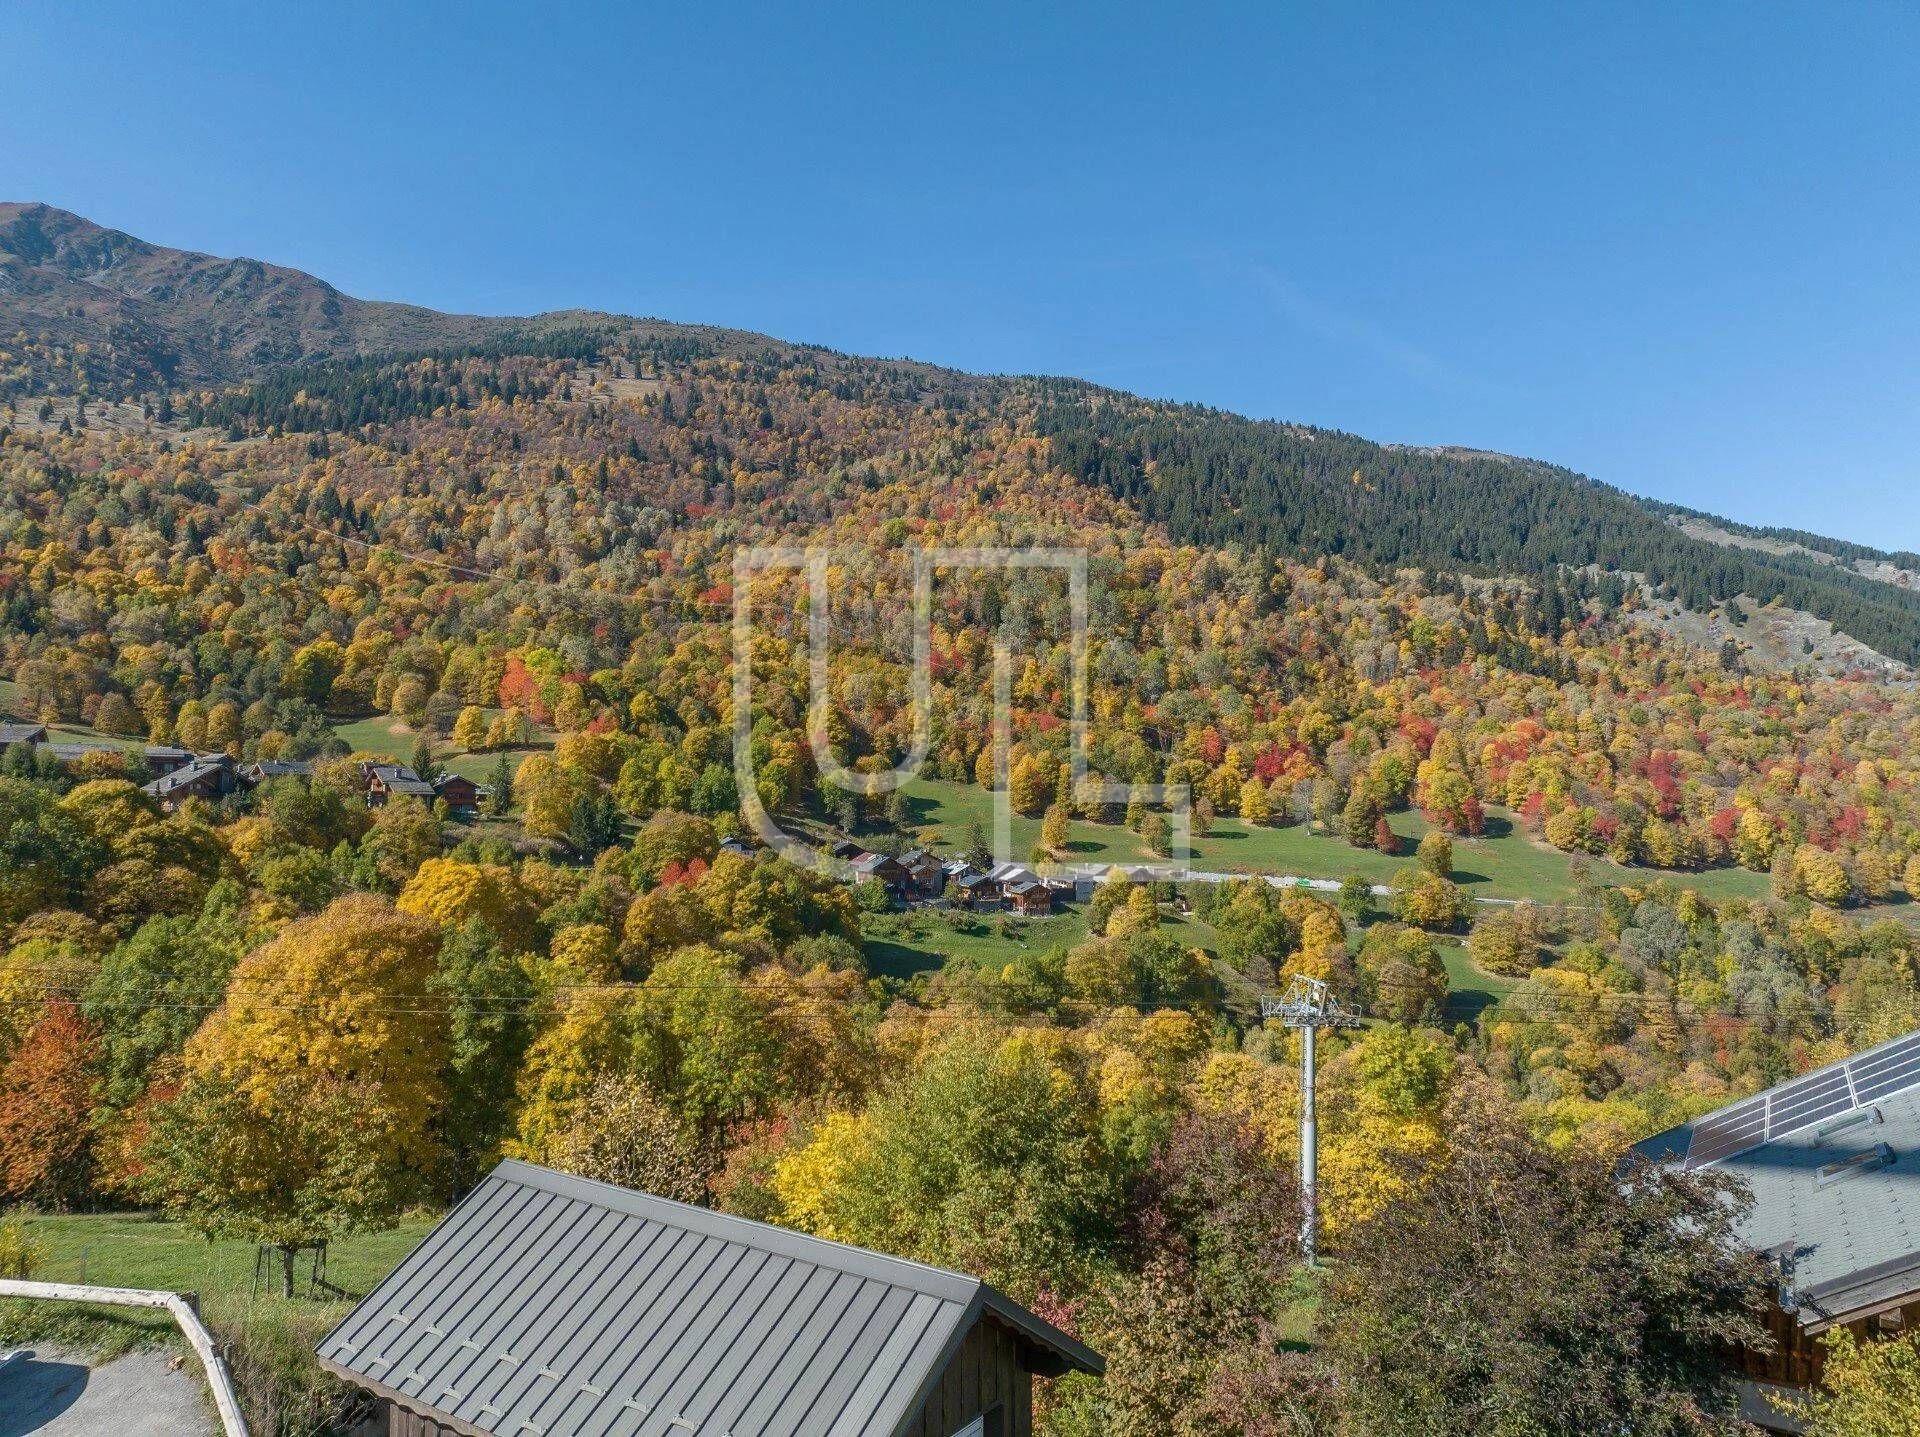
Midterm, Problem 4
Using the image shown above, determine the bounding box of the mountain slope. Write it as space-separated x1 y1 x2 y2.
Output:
1036 393 1920 667
5 201 1920 668
0 202 763 390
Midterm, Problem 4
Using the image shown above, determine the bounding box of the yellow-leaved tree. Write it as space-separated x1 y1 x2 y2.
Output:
397 857 540 952
140 895 448 1294
1791 1328 1920 1435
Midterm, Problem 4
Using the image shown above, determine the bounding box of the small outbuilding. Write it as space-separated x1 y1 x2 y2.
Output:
319 1160 1102 1437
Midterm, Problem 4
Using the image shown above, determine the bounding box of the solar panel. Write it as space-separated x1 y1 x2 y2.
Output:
1849 1032 1920 1104
1686 1096 1769 1168
1685 1031 1920 1169
1766 1067 1853 1136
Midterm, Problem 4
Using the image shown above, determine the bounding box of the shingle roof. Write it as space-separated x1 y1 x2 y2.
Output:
1634 1028 1920 1329
317 1160 1101 1437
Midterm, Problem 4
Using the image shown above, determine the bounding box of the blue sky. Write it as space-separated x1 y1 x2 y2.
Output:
7 2 1919 548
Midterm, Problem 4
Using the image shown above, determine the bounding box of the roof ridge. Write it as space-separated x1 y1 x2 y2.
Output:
492 1159 983 1303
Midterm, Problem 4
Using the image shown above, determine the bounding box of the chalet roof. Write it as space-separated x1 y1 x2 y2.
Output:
1634 1028 1920 1329
0 721 48 745
368 763 437 796
317 1160 1101 1437
142 758 228 796
851 852 904 874
244 758 312 779
144 744 193 761
1003 879 1044 896
46 742 110 762
955 873 996 890
986 862 1033 884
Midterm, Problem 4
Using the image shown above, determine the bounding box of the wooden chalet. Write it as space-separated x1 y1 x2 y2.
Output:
432 772 480 813
1002 877 1054 916
141 753 237 809
952 871 1001 909
319 1160 1102 1437
143 744 196 774
0 720 48 747
1634 1028 1920 1431
851 850 911 898
362 761 438 807
900 849 947 898
241 758 315 785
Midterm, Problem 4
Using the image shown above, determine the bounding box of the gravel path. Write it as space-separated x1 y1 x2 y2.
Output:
0 1346 214 1437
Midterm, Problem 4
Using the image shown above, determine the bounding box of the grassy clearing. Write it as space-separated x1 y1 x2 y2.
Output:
3 1211 438 1432
330 713 551 790
328 714 421 762
901 779 1774 908
1437 940 1520 1026
898 778 1149 864
862 903 1223 980
863 906 1093 979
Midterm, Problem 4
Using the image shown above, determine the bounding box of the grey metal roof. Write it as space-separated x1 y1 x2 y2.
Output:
317 1160 1101 1437
1634 1027 1920 1329
0 722 48 744
142 758 229 796
244 759 313 779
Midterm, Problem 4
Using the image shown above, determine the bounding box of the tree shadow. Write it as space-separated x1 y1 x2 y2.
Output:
0 1354 90 1437
1476 814 1515 839
1452 868 1492 886
1445 988 1503 1026
862 937 940 981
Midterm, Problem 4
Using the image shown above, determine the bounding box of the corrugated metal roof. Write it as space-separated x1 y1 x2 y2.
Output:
318 1160 1101 1437
1634 1027 1920 1328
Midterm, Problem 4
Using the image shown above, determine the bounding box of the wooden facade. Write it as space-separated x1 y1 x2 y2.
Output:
1738 1294 1920 1391
897 1315 1031 1437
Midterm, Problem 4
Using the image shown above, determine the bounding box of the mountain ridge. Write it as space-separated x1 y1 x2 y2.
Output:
5 201 1920 668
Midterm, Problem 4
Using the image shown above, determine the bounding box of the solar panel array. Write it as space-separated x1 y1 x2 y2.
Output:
1686 1031 1920 1169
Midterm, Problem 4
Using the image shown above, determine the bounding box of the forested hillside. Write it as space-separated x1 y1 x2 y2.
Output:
1039 393 1920 665
6 212 1920 1432
9 201 1920 666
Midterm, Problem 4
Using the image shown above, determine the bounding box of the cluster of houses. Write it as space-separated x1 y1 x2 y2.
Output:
827 840 1074 915
0 721 483 816
359 759 481 813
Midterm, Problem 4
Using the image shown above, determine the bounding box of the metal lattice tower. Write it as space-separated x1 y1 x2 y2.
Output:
1261 975 1364 1267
